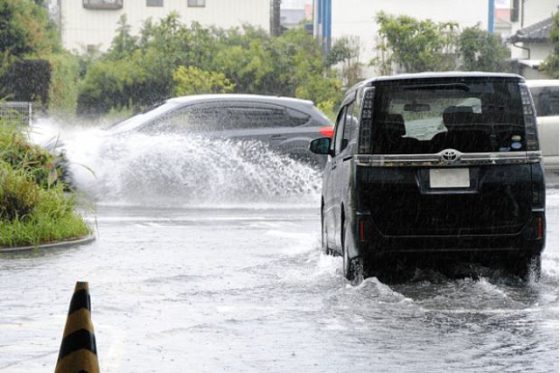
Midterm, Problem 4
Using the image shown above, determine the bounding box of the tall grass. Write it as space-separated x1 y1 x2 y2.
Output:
0 123 90 247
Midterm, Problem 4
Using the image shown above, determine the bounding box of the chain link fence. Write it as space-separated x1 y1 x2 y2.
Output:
0 102 32 126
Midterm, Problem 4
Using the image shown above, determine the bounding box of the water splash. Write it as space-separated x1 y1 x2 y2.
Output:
30 119 322 207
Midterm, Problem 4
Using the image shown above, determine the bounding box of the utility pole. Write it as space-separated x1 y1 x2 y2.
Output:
271 0 281 37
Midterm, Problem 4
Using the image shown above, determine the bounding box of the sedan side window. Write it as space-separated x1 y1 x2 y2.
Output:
226 106 287 129
140 105 225 134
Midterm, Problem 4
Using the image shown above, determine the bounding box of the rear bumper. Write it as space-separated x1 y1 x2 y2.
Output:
357 211 545 257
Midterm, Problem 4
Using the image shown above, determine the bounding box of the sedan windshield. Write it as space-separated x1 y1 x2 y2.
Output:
110 101 182 133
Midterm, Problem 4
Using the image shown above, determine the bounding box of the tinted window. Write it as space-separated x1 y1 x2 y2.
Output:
139 102 310 133
226 105 287 129
286 108 311 126
366 79 525 154
342 102 356 151
333 106 347 154
530 86 559 117
140 105 225 133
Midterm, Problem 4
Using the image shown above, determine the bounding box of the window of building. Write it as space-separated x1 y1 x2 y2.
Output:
147 0 163 6
83 0 123 10
187 0 205 7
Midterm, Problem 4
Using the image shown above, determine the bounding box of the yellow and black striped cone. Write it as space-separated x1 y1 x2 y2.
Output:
55 282 100 373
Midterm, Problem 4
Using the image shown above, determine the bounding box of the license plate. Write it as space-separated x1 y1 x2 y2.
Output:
429 168 470 188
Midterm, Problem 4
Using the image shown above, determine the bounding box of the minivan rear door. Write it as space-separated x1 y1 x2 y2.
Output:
356 77 536 237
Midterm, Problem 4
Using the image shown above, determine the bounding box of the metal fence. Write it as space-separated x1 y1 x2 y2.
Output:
0 102 32 126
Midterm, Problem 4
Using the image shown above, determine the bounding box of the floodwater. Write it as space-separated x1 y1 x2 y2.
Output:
0 125 558 372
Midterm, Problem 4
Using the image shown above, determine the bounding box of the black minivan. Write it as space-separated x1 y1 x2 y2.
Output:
310 72 546 281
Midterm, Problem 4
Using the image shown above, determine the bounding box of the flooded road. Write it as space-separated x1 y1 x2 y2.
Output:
0 126 558 372
0 192 557 372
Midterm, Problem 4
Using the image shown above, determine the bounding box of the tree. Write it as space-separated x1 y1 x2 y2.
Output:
0 0 60 59
327 36 363 88
3 59 51 107
458 25 510 72
78 20 344 117
108 15 138 60
373 12 458 73
540 12 559 79
173 66 234 95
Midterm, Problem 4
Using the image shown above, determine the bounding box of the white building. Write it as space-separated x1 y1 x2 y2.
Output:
314 0 491 77
57 0 271 53
508 0 558 59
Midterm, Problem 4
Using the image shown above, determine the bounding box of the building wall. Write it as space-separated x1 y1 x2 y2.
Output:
517 0 558 29
324 0 489 77
510 0 558 59
60 0 271 52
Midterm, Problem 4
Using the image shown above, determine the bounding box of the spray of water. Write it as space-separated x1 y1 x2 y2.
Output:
30 119 322 207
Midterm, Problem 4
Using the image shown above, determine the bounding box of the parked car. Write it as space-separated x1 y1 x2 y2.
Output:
110 94 333 168
525 79 559 175
310 72 545 282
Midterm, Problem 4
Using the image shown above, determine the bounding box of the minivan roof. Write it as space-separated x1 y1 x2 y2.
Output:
349 72 525 92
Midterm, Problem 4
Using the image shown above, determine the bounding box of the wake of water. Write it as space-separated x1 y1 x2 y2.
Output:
30 120 322 207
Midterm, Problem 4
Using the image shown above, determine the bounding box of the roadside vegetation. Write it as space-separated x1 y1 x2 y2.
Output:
0 123 90 247
373 12 511 74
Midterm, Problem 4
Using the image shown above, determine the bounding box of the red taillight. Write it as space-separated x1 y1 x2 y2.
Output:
319 126 334 138
536 217 544 240
359 220 366 242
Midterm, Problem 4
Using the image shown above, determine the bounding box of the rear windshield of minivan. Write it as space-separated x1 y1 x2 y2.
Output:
368 79 526 154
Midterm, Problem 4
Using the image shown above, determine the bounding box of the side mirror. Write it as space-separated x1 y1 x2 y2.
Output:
309 137 332 155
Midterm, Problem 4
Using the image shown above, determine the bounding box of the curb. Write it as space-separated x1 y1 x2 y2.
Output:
0 234 96 253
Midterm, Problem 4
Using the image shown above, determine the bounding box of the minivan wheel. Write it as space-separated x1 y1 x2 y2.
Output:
510 253 542 281
342 221 364 284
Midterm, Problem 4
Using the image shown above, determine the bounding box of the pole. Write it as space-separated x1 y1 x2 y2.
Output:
488 0 495 33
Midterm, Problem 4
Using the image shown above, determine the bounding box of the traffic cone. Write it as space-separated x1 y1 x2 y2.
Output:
55 282 100 373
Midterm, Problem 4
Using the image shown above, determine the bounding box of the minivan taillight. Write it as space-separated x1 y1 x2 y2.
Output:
519 83 539 151
319 126 334 138
536 216 544 240
358 87 376 154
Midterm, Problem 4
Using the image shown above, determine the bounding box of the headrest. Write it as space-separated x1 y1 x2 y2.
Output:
376 113 405 137
443 106 476 127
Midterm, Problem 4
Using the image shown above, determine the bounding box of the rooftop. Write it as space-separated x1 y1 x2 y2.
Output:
509 17 555 43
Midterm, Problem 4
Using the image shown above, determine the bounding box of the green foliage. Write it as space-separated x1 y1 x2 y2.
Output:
0 0 60 59
77 18 342 117
0 123 60 189
1 59 51 107
374 12 458 73
0 161 39 221
0 124 90 247
173 66 235 95
108 15 139 61
373 13 513 74
47 52 81 115
459 25 510 72
540 12 559 79
0 0 70 112
327 36 363 88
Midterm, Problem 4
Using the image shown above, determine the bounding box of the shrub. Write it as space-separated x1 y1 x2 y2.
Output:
0 123 90 247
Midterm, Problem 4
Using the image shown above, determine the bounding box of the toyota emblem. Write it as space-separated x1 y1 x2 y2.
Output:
441 149 460 163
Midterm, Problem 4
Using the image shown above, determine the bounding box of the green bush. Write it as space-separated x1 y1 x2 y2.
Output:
0 124 58 188
0 124 90 247
77 17 343 117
